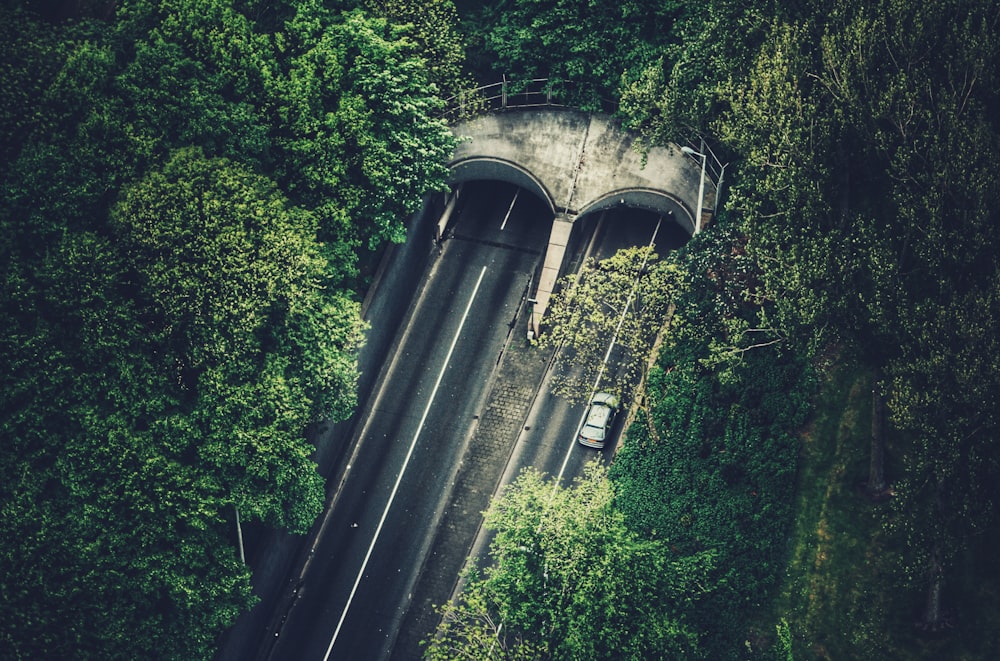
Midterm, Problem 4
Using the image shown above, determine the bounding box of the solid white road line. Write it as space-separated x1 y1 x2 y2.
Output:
323 265 489 661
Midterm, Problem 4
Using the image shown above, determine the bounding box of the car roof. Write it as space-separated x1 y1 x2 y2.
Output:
591 392 618 407
584 407 611 430
585 396 616 428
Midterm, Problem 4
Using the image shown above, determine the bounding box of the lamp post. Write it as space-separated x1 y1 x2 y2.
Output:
714 161 728 218
235 503 245 564
681 145 706 234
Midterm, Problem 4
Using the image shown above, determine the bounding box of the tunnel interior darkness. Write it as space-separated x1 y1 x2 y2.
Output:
448 158 555 215
448 158 695 237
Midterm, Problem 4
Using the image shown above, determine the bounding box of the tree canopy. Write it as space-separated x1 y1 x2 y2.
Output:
537 245 679 403
463 0 682 108
426 463 709 659
0 1 456 657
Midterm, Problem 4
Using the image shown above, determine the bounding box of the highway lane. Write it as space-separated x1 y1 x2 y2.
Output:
519 206 689 485
266 182 551 660
463 205 690 582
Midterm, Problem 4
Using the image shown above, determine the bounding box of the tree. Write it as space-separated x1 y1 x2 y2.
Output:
427 462 708 659
273 5 456 254
0 225 257 660
831 0 1000 628
472 0 682 109
864 367 890 498
694 0 1000 635
0 8 73 178
364 0 469 96
116 0 457 262
886 273 1000 630
537 245 679 403
619 0 776 145
115 0 272 167
111 147 364 531
607 222 813 658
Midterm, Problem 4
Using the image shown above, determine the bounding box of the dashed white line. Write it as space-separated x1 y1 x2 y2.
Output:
555 214 663 485
499 190 520 231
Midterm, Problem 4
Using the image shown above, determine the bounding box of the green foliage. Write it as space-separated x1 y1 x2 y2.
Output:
612 361 810 656
470 0 682 109
619 0 847 142
427 462 708 659
111 147 364 531
884 271 1000 613
628 0 1000 647
331 10 457 247
538 245 679 403
115 0 456 257
365 0 469 96
609 225 814 658
0 9 70 176
775 618 794 661
269 5 456 251
716 0 1000 633
713 18 868 359
1 0 456 656
116 2 271 164
0 225 256 659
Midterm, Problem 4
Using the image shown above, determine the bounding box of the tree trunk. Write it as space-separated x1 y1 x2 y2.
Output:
918 476 951 632
866 368 889 498
922 565 943 629
919 542 948 631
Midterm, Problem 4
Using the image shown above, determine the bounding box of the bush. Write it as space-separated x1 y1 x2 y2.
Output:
610 225 814 657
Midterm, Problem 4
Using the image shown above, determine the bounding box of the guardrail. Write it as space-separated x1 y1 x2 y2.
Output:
439 77 615 122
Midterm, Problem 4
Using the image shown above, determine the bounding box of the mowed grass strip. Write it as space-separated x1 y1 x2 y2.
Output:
766 362 1000 660
777 364 893 659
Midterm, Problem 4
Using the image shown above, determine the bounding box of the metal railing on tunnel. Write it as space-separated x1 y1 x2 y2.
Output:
439 77 617 123
438 77 727 229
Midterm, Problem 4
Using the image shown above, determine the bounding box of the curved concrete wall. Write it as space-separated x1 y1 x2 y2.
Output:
447 109 707 235
578 188 693 235
448 156 557 212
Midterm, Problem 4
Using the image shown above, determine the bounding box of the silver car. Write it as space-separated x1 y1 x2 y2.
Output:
577 392 620 449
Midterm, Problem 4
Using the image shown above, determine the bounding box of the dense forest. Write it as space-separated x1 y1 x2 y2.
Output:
434 0 1000 658
0 0 457 657
1 0 998 659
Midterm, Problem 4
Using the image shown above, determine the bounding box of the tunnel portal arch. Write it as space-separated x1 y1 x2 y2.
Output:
445 108 717 335
577 188 695 236
448 156 556 215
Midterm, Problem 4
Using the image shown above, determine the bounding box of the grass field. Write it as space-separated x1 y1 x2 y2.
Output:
764 362 1000 660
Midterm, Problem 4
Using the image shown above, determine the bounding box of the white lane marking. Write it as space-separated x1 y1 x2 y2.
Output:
554 215 663 485
499 189 520 231
323 265 489 660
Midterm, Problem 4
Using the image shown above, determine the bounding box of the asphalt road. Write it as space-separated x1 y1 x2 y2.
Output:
520 204 688 481
219 180 692 661
265 182 551 660
459 203 688 580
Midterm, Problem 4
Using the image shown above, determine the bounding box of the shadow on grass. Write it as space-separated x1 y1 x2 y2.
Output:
754 361 1000 660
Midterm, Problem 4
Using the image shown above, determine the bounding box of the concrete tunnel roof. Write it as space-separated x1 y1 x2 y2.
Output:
446 108 707 235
